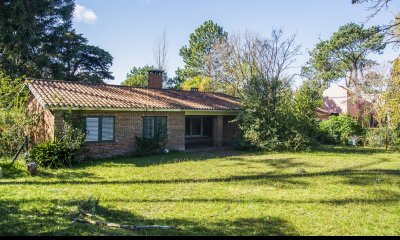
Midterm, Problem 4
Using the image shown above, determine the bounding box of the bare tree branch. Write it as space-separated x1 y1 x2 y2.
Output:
153 30 168 71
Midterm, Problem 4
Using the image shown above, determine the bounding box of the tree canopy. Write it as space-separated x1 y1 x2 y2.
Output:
121 65 155 87
177 20 227 80
0 0 114 83
308 23 386 87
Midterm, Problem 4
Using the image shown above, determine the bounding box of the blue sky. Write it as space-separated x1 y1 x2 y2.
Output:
73 0 400 85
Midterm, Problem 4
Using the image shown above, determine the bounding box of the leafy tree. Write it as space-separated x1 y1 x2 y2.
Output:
178 20 227 80
180 76 212 91
308 23 386 87
0 0 74 78
0 0 114 83
238 76 322 151
165 75 184 89
121 65 155 87
377 58 400 149
293 80 323 138
0 108 37 157
54 31 114 83
0 71 27 109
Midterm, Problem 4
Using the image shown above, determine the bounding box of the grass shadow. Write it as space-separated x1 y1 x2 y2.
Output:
0 197 299 236
313 145 391 155
76 150 247 168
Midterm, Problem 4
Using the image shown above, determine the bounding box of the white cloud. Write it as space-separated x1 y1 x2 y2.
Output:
73 4 97 24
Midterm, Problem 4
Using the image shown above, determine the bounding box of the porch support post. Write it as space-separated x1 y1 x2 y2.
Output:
213 115 223 147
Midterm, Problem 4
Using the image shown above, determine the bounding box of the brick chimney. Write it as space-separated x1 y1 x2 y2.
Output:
148 70 163 89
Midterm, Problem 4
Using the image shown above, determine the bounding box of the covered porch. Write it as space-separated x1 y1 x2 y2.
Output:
184 111 239 150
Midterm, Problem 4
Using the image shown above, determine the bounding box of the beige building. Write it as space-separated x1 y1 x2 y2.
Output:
322 85 376 127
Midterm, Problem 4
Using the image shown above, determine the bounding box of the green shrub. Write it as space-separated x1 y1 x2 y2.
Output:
135 126 167 156
0 109 36 158
233 135 257 151
319 115 365 145
364 127 400 149
26 140 70 168
364 128 385 147
238 77 322 152
26 121 85 168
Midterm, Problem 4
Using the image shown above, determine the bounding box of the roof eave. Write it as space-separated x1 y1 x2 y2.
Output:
47 106 241 113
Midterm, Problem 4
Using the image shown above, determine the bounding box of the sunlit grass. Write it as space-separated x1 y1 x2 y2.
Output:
0 146 399 236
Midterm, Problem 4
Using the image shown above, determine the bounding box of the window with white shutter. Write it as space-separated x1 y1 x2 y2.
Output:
85 117 115 143
102 117 115 141
143 117 154 138
86 118 99 142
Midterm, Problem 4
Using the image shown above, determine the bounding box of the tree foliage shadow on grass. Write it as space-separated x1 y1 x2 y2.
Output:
312 145 392 155
0 157 397 188
75 149 248 168
0 198 298 236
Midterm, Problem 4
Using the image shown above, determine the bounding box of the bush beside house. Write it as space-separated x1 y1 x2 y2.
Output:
319 115 366 145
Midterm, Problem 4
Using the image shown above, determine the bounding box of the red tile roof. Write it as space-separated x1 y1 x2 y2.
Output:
27 79 241 111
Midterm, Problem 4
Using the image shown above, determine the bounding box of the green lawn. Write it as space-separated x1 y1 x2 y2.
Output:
0 146 399 236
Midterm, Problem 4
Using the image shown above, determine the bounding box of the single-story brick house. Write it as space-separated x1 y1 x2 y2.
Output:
26 70 241 159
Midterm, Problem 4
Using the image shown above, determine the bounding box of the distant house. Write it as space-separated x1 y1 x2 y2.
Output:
26 70 241 159
321 85 377 127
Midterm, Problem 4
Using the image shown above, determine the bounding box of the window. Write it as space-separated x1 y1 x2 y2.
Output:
143 116 167 139
85 117 115 142
185 116 213 138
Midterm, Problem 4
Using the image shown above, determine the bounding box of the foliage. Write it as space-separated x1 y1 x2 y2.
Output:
238 76 322 152
0 109 36 158
178 20 227 80
121 65 155 87
319 115 366 145
373 58 400 150
135 125 167 156
0 72 28 109
165 75 184 89
180 76 212 91
25 118 86 169
54 31 114 83
0 0 114 83
308 23 386 87
232 135 257 151
233 30 317 151
363 128 399 148
0 0 74 78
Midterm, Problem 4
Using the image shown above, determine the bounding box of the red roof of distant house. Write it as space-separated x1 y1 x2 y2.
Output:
27 79 241 111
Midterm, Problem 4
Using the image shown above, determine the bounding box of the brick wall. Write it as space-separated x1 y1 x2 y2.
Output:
27 96 56 144
52 110 186 159
28 99 238 159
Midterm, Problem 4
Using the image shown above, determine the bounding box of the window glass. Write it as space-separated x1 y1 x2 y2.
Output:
143 117 167 139
86 118 99 142
143 117 154 138
155 117 167 138
102 117 115 141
